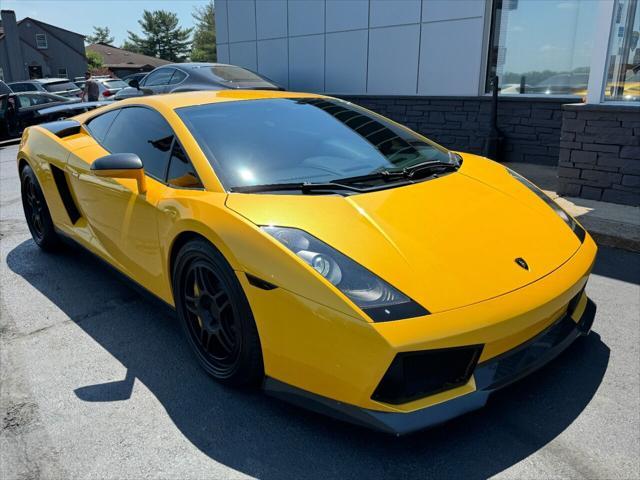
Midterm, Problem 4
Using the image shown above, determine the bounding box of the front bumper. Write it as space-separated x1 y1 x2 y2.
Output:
264 298 596 435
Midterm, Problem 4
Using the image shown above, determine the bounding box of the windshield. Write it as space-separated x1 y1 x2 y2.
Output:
43 81 79 93
104 80 128 89
178 97 452 190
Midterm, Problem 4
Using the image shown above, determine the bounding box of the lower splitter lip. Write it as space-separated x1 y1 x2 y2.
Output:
264 298 597 436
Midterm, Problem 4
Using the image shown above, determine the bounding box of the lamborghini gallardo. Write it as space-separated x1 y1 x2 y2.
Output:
17 90 597 435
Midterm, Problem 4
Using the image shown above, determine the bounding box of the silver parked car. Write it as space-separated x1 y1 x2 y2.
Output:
114 63 283 100
7 78 82 98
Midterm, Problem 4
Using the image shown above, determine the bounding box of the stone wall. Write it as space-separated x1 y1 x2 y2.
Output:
338 95 581 165
557 103 640 206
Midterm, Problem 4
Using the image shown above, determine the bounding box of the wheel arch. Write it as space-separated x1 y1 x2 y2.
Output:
166 227 242 300
18 156 30 173
168 231 213 281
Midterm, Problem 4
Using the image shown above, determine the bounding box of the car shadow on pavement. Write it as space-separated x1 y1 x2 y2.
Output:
7 240 610 480
591 246 640 285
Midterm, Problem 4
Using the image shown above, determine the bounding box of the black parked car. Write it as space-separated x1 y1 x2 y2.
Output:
0 80 12 95
0 92 107 140
115 63 283 100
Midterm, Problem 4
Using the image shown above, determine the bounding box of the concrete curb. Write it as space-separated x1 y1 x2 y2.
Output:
554 196 640 254
579 218 640 253
0 138 21 148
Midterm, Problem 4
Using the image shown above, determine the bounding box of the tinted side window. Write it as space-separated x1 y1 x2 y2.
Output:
10 83 31 92
143 69 173 86
86 109 121 143
169 70 187 85
102 107 173 180
167 142 203 188
16 95 32 108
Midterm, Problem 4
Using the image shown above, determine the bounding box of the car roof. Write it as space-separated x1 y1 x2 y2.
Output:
118 89 324 110
158 62 233 70
9 78 72 84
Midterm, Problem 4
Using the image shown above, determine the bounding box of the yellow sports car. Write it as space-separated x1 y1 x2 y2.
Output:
17 90 597 435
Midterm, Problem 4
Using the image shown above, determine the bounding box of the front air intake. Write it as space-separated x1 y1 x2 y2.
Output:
372 345 483 405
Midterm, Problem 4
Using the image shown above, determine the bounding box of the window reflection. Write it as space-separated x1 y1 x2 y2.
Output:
178 98 451 189
487 0 597 96
604 0 640 102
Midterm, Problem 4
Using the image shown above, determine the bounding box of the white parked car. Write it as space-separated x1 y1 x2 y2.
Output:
74 78 129 101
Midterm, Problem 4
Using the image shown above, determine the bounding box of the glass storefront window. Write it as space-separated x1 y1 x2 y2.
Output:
604 0 640 102
487 0 597 96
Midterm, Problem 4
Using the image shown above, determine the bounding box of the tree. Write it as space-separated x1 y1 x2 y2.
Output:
86 26 114 45
191 1 216 62
126 10 193 62
86 50 103 70
120 39 142 53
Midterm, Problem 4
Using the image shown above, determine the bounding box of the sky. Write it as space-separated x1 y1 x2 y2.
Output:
1 0 211 45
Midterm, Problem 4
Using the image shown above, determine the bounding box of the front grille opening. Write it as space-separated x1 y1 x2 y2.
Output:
372 345 483 405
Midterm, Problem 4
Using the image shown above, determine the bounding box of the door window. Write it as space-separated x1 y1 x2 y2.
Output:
16 95 33 108
102 107 174 180
142 69 174 87
169 69 187 85
86 109 121 143
167 142 203 188
10 83 36 92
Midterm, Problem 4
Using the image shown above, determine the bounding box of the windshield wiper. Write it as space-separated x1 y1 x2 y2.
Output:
230 159 461 195
400 160 459 178
331 160 459 186
230 182 370 194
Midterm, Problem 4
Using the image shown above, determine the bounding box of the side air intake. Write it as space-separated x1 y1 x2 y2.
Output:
50 165 81 224
372 345 483 405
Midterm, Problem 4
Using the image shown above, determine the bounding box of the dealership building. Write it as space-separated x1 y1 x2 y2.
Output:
215 0 639 206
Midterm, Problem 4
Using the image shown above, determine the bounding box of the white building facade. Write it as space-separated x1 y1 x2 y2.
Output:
216 0 640 206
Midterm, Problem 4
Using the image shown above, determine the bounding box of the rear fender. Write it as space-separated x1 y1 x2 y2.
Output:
18 126 75 228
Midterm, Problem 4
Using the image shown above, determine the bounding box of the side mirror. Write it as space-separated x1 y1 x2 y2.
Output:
91 153 147 193
129 79 140 89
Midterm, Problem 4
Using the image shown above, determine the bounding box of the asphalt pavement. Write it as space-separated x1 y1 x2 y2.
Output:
1 144 639 480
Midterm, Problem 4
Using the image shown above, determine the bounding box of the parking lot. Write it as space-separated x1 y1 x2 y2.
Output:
1 142 638 479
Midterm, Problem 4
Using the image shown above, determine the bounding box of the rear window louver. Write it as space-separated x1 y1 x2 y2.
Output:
40 119 82 138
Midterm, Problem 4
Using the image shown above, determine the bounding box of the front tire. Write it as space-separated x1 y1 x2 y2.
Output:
20 164 61 251
173 239 264 387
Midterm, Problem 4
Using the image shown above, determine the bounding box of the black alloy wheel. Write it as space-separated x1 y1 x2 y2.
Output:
173 239 263 386
20 164 60 251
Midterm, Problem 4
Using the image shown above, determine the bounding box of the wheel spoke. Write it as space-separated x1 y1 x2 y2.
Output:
200 329 209 350
216 326 234 354
180 259 242 372
184 294 199 314
195 267 210 296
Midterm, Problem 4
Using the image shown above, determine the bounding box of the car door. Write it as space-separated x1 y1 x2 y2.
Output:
140 68 175 95
66 106 173 289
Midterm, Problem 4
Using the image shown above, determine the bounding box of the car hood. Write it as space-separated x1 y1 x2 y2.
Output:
225 161 581 313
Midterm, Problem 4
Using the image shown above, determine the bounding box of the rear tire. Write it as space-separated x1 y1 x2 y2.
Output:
172 239 264 387
20 164 61 252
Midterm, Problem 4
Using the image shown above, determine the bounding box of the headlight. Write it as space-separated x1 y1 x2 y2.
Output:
507 168 585 243
262 226 429 321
